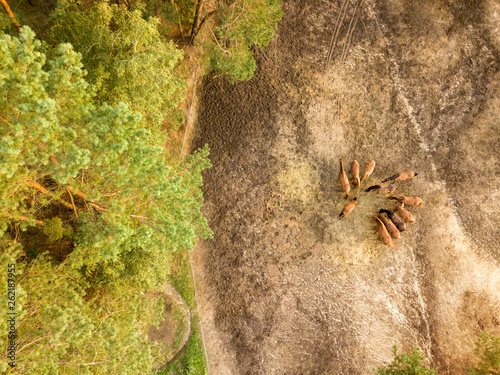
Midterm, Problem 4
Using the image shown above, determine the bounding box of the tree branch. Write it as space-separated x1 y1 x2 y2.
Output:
1 214 45 226
209 26 229 55
189 10 217 45
189 0 204 45
9 215 45 226
25 179 76 211
0 0 21 32
16 335 50 354
66 186 78 217
22 140 152 221
66 184 87 200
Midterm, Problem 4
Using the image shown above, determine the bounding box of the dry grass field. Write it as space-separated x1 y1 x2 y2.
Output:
190 0 500 373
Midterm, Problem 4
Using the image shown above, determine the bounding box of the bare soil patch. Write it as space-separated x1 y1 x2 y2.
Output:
191 0 500 373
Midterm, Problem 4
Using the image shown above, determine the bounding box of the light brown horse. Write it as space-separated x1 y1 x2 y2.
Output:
374 216 396 246
339 197 358 219
339 159 350 199
382 170 418 183
395 204 415 223
360 160 376 185
390 196 423 206
378 214 400 239
350 160 360 187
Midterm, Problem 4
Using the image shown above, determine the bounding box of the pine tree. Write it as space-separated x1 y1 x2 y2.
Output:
0 246 164 374
48 1 187 128
1 26 211 267
210 0 283 82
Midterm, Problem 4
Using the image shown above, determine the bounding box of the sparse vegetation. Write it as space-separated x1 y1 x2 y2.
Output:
374 346 437 375
375 334 500 375
468 332 500 375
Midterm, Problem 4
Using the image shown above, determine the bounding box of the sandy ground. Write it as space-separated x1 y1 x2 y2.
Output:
190 0 500 373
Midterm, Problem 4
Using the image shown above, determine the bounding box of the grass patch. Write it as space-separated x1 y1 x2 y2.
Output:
157 250 207 375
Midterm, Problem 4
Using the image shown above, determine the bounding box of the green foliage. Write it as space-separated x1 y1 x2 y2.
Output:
0 12 14 34
216 0 283 48
126 0 283 82
161 251 207 375
375 346 437 375
178 316 207 375
48 1 186 128
42 217 64 242
211 0 283 82
0 4 26 36
0 27 211 282
210 43 257 82
467 332 500 375
162 316 206 375
138 0 196 29
69 142 212 286
0 27 212 372
169 252 196 308
92 246 174 292
0 250 163 374
0 27 92 183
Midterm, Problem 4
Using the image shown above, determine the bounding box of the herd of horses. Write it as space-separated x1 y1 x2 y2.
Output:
338 159 422 246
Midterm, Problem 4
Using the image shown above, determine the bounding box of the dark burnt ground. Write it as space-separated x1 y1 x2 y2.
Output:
191 0 500 374
191 59 282 373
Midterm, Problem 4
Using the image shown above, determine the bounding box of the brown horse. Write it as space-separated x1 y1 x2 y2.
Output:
390 196 423 206
339 159 350 199
339 197 358 219
395 204 415 223
382 170 418 183
374 216 396 246
350 160 360 187
360 160 376 185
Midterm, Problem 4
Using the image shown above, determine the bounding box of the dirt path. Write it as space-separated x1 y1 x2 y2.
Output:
190 0 500 373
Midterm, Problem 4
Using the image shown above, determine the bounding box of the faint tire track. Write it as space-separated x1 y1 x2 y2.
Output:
341 1 362 63
325 0 351 69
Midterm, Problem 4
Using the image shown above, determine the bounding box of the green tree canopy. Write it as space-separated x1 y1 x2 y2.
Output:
0 26 212 373
0 26 211 268
209 0 283 82
48 0 283 84
0 245 163 374
48 1 186 128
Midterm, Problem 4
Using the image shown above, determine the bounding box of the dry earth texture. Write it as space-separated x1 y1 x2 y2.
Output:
191 0 500 373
